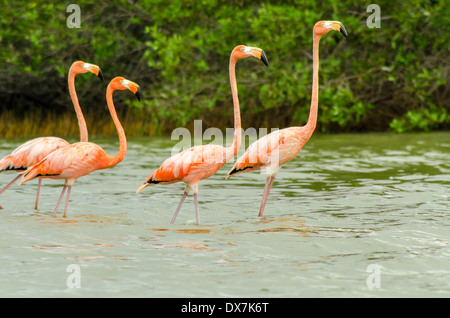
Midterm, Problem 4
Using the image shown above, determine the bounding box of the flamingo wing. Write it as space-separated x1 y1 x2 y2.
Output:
0 137 69 172
227 127 307 178
138 144 227 189
19 142 107 184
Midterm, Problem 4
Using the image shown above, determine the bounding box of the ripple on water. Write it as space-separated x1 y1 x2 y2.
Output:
1 132 449 297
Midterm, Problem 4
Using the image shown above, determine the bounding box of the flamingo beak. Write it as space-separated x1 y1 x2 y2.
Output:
242 47 269 66
339 23 348 37
136 182 148 193
326 21 348 37
260 50 269 67
122 79 142 102
97 69 104 82
135 87 142 102
84 63 103 81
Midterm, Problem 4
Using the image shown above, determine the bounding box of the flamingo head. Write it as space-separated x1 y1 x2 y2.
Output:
109 76 142 102
314 21 348 37
72 61 104 82
232 45 269 67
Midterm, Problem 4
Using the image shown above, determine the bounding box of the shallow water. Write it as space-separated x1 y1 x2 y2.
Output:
0 132 449 298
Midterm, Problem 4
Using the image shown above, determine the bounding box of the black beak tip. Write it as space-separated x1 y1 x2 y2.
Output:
340 24 348 37
98 70 104 82
261 50 269 67
135 88 142 102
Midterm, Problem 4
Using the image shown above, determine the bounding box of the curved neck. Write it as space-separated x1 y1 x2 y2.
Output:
228 55 241 157
305 33 322 132
68 66 88 142
105 86 127 167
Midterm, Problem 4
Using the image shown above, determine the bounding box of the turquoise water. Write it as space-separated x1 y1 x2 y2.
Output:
0 132 449 297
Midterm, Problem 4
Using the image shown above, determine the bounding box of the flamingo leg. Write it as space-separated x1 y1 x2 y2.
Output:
0 174 21 196
170 187 190 224
258 175 276 217
194 192 200 225
53 185 67 217
63 185 72 218
35 178 42 210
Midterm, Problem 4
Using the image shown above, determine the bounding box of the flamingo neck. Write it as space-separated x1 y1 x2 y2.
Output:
105 85 127 167
305 33 322 133
227 55 241 159
68 66 88 142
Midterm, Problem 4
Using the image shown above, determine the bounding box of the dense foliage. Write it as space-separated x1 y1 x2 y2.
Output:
0 0 448 137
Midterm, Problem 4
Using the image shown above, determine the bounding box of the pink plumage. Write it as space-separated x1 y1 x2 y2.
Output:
0 137 69 173
0 137 69 209
140 145 230 186
19 76 141 217
227 21 348 217
227 127 311 177
0 61 103 209
137 45 269 224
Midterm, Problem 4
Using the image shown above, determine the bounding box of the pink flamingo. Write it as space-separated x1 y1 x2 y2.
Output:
136 45 269 224
227 21 348 217
0 61 103 209
19 77 141 217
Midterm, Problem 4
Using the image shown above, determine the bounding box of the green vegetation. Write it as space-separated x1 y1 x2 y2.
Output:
0 0 448 138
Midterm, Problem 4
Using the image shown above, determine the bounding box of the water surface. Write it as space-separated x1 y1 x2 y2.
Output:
0 132 449 297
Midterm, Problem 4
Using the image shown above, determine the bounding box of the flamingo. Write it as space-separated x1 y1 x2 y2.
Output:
227 21 348 217
0 61 103 209
19 77 141 217
136 45 269 224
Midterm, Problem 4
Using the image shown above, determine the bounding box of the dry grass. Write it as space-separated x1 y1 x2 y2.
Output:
0 109 158 139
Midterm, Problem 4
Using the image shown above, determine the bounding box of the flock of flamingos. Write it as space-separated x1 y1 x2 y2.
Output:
0 21 347 224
